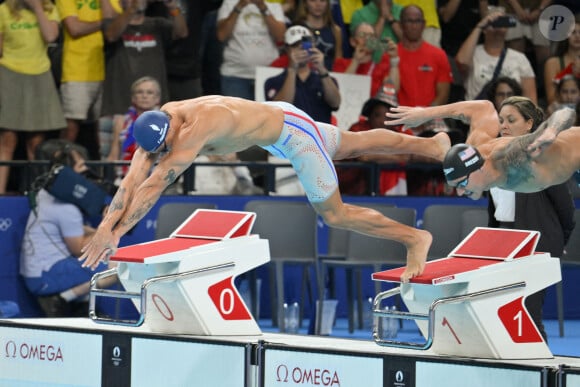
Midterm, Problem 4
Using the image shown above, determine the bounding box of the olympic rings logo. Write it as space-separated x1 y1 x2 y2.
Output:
0 218 12 232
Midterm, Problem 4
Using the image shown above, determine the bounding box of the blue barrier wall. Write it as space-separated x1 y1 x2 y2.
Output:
1 195 579 320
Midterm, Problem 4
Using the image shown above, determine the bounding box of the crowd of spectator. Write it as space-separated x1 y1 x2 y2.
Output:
1 0 580 198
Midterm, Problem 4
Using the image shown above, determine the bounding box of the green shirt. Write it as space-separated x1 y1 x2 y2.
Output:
351 2 402 63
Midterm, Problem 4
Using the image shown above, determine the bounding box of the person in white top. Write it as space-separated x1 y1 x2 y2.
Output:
456 10 536 103
216 0 286 100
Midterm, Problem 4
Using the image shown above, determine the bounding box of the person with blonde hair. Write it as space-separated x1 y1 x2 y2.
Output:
0 0 66 194
107 76 162 165
293 0 343 70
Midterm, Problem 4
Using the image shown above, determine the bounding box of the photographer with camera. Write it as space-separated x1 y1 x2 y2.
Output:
20 141 118 317
333 22 400 97
264 25 340 124
456 8 537 103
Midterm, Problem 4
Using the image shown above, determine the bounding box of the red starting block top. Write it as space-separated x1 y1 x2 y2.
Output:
172 210 255 240
111 209 257 263
111 238 216 263
451 228 539 259
372 227 541 284
372 257 499 284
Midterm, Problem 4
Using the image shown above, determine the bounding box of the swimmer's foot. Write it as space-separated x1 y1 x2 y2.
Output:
401 229 432 283
433 132 452 161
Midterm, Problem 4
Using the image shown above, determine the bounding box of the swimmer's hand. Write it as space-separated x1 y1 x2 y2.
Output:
79 228 119 270
385 106 433 128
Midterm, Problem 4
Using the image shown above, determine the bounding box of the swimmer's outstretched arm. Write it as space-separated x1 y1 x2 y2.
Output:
525 107 577 158
386 100 500 146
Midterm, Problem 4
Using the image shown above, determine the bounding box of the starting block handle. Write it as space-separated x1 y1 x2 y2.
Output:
89 262 235 327
373 281 526 350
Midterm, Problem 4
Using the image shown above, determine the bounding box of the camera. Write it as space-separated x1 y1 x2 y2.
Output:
366 36 390 53
490 15 517 28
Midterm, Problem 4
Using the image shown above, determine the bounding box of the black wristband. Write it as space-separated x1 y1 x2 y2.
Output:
320 72 330 78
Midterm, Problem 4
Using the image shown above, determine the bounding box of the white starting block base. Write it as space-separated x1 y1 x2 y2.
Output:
1 317 580 387
90 209 270 336
372 228 562 360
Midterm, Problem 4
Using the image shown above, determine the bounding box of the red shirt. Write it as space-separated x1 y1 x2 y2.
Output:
333 53 392 97
397 42 453 107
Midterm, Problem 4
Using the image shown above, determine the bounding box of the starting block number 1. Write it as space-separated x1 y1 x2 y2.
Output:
208 277 252 321
498 297 543 343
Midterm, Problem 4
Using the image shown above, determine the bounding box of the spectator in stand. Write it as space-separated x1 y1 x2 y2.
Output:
497 0 552 78
484 76 523 111
101 0 187 108
56 0 104 147
337 86 411 195
216 0 286 100
546 75 580 116
294 0 343 71
189 153 260 196
200 2 226 96
106 76 162 183
438 0 487 57
456 10 537 103
269 0 296 21
146 0 205 101
98 0 187 158
333 22 400 97
397 5 452 108
351 0 403 63
543 15 580 107
437 0 488 103
395 0 442 47
264 25 340 123
0 0 66 194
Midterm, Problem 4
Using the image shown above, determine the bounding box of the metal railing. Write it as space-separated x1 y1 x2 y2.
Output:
0 159 444 196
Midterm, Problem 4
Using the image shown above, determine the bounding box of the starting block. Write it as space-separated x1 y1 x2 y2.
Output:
89 209 270 336
371 227 561 359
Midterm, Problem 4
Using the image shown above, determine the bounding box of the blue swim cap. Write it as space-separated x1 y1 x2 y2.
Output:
133 111 169 152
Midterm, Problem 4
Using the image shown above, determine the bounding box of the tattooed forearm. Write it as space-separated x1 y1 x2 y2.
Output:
107 187 126 213
120 200 155 230
164 168 178 185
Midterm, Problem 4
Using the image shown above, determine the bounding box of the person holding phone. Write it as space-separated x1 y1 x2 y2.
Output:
456 9 537 103
497 0 552 78
264 25 340 124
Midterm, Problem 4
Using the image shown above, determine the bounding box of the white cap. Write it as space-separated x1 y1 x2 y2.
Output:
284 25 312 45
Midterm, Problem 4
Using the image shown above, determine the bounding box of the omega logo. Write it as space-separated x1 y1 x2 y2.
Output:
275 363 341 386
5 340 63 362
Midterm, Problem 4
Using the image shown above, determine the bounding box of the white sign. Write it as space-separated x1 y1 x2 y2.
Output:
0 326 102 386
264 349 382 386
416 361 541 387
255 66 371 130
131 338 246 387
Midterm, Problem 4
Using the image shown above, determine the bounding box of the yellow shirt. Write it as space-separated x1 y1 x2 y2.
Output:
0 4 60 75
340 0 364 24
56 0 104 82
394 0 440 29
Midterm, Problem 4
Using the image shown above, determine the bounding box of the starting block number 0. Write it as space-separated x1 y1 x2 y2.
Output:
208 276 252 321
219 288 236 315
